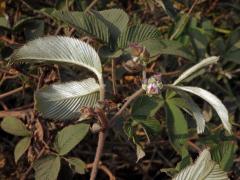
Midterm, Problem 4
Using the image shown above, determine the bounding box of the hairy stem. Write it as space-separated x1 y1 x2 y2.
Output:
90 131 106 180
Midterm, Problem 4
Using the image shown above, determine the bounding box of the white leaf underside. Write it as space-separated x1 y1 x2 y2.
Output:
167 85 232 134
173 149 229 180
173 56 219 85
35 78 100 120
180 93 206 134
10 36 102 79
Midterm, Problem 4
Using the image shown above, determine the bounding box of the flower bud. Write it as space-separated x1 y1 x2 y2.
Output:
142 74 163 96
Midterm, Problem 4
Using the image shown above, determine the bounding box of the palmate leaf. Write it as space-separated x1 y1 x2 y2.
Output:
53 11 109 43
10 36 102 80
35 78 100 120
165 85 232 134
173 149 229 180
165 100 188 153
117 24 161 48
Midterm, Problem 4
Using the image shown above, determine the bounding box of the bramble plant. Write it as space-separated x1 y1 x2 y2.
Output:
0 4 238 180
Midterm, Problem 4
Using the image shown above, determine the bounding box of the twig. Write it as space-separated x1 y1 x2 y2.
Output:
0 36 18 45
187 141 201 152
0 109 33 118
206 0 219 14
0 101 8 110
84 0 98 13
11 103 34 111
111 59 118 95
188 0 199 15
0 84 30 100
90 131 107 180
110 88 145 125
87 162 116 180
20 147 45 180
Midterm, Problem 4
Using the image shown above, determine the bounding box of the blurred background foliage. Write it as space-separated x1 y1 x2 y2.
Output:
0 0 240 179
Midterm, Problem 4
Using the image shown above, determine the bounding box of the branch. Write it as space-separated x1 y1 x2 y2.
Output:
87 162 116 180
90 131 106 180
0 84 30 100
110 88 145 126
0 109 33 118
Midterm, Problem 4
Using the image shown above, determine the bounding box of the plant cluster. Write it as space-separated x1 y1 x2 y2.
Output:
0 0 239 179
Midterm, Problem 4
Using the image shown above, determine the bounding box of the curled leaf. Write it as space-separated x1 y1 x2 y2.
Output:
165 85 231 134
173 56 219 85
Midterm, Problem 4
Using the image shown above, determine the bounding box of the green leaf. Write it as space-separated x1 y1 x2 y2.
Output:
173 149 229 180
117 24 161 48
225 28 240 50
173 56 219 85
0 14 10 30
54 123 89 155
13 17 37 31
35 78 100 120
211 141 237 171
223 49 240 63
141 39 195 61
133 117 161 135
33 155 61 180
170 14 189 40
14 136 31 163
132 95 164 118
1 116 31 136
23 19 45 41
188 27 209 59
66 157 86 174
176 153 192 171
10 36 102 80
92 9 129 41
165 100 188 153
52 11 109 43
165 85 232 134
156 0 177 21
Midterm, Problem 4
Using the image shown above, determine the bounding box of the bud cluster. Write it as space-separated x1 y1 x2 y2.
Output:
142 74 163 96
129 43 150 65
